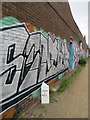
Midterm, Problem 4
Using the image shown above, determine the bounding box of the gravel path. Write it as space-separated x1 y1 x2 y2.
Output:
21 61 88 118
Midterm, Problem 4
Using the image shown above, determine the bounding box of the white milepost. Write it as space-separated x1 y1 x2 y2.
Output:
41 82 49 104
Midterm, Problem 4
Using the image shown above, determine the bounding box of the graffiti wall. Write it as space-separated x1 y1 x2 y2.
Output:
69 41 79 69
0 17 69 114
79 41 88 58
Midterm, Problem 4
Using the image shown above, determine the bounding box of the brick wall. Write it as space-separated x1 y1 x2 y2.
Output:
2 2 87 49
0 2 88 118
0 17 69 118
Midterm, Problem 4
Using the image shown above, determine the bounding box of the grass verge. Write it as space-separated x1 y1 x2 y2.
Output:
57 65 83 93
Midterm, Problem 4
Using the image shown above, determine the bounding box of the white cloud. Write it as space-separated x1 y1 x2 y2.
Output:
78 16 88 43
69 2 88 45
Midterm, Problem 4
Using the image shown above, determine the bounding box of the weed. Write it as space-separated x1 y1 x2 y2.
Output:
57 65 83 93
79 56 87 66
38 113 43 118
39 105 47 109
38 105 47 118
50 98 59 103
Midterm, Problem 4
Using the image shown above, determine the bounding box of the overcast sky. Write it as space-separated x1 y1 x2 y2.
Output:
68 0 89 47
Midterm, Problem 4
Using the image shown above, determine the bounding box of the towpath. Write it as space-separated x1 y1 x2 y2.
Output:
20 60 88 118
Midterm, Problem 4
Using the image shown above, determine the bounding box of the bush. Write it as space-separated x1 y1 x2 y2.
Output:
79 56 87 66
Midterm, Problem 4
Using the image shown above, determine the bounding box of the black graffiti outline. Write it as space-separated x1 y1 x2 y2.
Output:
0 23 69 91
1 25 69 90
0 23 69 114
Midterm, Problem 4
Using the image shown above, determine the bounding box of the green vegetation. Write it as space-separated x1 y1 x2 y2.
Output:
38 105 47 118
79 56 87 66
39 105 47 109
50 98 59 103
57 65 83 93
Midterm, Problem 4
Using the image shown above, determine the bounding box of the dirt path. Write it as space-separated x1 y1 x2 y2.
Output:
45 63 88 118
21 62 88 118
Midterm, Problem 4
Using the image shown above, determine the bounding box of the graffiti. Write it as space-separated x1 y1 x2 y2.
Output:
69 41 79 69
79 41 88 58
79 41 84 57
0 23 69 114
0 17 20 27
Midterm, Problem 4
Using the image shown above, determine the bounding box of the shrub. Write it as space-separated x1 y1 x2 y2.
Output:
79 56 87 66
